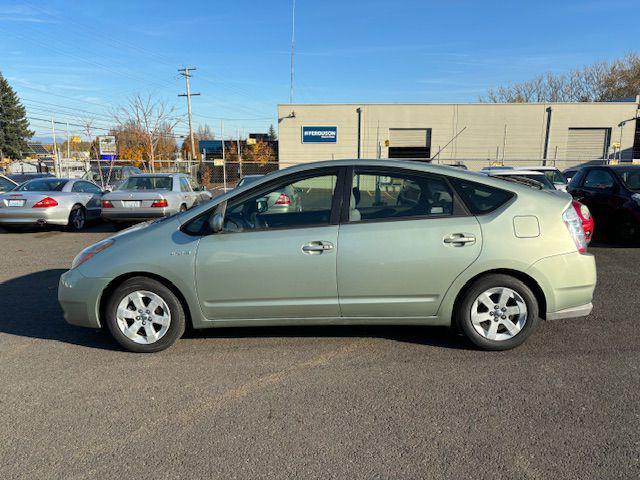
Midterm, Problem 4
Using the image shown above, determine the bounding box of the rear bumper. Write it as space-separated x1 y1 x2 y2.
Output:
58 269 110 328
527 252 597 320
546 302 593 320
102 208 172 221
0 207 69 225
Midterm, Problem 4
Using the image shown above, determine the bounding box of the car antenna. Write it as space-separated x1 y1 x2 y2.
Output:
431 126 467 162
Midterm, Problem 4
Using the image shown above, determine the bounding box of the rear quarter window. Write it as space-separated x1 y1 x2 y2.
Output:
450 178 514 215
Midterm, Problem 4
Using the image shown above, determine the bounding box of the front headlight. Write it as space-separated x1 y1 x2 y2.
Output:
632 193 640 205
71 239 115 270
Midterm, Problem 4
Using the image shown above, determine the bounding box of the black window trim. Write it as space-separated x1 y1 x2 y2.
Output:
181 166 348 236
339 165 471 225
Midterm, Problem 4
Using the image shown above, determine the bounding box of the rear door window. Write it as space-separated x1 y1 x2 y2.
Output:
450 178 514 214
350 170 455 222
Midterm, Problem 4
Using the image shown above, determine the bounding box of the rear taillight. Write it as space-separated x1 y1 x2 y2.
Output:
151 199 168 208
101 200 114 208
274 193 291 205
32 197 58 208
563 206 587 254
572 200 590 220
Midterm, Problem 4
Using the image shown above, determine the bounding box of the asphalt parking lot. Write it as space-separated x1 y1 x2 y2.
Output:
0 224 638 479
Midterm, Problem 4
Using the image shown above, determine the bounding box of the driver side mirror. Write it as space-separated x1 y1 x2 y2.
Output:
208 212 224 233
256 199 268 213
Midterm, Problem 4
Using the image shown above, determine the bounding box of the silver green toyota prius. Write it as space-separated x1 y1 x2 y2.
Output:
59 160 596 353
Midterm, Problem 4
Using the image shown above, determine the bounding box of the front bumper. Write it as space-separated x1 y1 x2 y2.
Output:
58 269 110 328
0 206 69 225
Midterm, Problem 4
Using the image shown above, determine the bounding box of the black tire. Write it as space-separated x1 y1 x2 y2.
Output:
455 274 540 351
105 276 186 353
179 204 188 212
67 205 86 231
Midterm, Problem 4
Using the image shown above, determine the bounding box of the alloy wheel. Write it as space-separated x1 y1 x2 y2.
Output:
72 208 85 230
470 287 527 341
115 290 172 345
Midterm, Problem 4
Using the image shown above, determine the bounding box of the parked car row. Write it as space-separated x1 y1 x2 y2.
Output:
0 173 212 231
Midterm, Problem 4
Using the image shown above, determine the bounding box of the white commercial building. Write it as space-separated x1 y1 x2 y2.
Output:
277 99 640 170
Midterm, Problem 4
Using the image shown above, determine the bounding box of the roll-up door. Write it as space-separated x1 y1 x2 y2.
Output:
388 128 431 159
566 128 610 160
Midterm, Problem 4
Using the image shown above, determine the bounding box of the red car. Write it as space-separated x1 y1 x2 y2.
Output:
572 200 594 243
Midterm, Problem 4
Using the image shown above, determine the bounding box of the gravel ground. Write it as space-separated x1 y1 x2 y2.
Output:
0 224 638 479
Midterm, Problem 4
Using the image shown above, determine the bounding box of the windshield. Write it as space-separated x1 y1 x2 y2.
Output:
118 176 173 191
0 177 16 191
16 179 68 192
537 169 566 184
614 167 640 191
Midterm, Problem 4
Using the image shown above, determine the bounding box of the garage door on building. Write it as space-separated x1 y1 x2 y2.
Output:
566 128 611 160
388 128 431 159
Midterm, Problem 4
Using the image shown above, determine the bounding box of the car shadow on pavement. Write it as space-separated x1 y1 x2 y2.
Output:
186 324 473 350
0 269 120 351
0 269 470 351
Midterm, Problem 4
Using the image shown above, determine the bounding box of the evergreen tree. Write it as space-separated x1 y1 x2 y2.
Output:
267 124 277 141
0 72 33 159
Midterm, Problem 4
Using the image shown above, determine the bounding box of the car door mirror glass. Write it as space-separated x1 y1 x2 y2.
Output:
208 212 224 233
256 198 268 213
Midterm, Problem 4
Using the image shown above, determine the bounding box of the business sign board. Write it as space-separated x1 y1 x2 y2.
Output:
302 126 337 143
97 135 117 160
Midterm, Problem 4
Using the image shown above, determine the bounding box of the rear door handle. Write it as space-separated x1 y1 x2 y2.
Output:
302 241 334 254
444 234 476 246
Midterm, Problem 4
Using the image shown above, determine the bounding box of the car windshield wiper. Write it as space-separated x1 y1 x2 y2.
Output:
493 175 544 190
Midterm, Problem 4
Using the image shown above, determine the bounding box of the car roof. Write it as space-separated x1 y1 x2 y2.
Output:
488 170 544 176
514 165 560 171
128 173 179 177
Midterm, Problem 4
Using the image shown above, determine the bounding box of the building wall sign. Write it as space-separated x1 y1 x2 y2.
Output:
302 126 337 143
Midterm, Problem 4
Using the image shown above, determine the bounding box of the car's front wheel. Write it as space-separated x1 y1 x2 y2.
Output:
456 274 539 351
105 277 186 353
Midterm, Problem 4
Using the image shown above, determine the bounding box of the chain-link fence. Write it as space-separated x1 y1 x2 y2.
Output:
151 157 629 193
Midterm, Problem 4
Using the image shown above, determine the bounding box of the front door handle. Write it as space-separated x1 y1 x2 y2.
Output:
302 241 334 254
443 233 476 246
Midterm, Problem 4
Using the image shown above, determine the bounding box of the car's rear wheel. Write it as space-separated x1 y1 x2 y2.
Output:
105 277 185 353
179 204 187 212
456 274 539 351
67 205 86 231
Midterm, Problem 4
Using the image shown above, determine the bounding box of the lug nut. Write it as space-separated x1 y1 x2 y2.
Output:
136 316 140 320
501 315 506 319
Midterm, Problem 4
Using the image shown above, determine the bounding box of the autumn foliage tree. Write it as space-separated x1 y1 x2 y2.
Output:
481 52 640 103
113 94 181 171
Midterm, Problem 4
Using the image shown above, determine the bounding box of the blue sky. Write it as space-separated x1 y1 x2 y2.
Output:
1 0 637 140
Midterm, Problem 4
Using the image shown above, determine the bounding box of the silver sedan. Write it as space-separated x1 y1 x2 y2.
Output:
100 173 211 224
0 177 104 231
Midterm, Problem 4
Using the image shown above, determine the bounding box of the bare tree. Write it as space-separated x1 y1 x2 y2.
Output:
114 94 183 172
196 124 215 140
480 53 639 103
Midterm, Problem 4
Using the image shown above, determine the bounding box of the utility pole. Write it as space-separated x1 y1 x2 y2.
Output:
66 122 71 177
178 66 200 163
289 0 296 104
51 116 59 177
221 120 227 191
237 128 242 178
